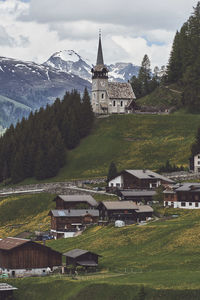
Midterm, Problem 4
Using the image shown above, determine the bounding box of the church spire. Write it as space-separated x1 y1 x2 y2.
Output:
96 29 104 65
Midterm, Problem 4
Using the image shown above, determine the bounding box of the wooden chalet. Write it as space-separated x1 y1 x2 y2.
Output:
0 283 17 300
164 183 200 209
63 249 101 270
108 169 174 190
98 201 153 223
119 189 156 204
0 237 62 277
49 209 99 239
53 195 98 209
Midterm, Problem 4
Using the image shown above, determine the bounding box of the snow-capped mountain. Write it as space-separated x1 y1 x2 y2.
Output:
0 55 90 128
44 50 92 82
44 50 140 83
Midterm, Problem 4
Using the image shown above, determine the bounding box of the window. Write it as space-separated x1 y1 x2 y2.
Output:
198 161 200 165
101 93 104 99
189 202 192 206
165 201 168 206
113 100 116 107
181 202 186 207
116 183 120 187
195 202 199 207
120 101 123 107
93 93 96 99
198 155 200 159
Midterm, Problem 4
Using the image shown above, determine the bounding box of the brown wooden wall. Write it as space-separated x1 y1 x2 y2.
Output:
0 242 62 269
51 215 99 231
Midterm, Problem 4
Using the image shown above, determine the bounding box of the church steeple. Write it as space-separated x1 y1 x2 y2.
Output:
96 30 104 65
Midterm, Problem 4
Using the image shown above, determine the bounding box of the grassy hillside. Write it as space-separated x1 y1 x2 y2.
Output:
0 193 117 237
25 112 200 182
137 84 183 109
4 208 200 299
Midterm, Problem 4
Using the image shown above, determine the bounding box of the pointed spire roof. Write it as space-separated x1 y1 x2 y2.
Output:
96 30 104 65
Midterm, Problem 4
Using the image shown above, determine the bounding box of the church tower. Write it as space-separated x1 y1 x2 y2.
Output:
91 32 109 114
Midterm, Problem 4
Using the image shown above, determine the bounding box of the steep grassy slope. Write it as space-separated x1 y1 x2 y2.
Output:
49 113 200 180
137 84 183 109
4 208 200 299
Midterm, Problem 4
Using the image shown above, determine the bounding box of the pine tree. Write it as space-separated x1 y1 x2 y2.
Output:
107 162 118 182
138 54 151 97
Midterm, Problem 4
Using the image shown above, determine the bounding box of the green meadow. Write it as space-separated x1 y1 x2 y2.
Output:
2 207 200 299
17 112 200 185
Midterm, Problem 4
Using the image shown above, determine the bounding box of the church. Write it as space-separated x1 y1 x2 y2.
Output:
91 34 136 114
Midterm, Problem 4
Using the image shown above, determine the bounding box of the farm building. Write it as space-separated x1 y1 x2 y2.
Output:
190 153 200 173
0 283 17 300
108 169 174 190
164 183 200 209
0 237 62 277
119 189 156 204
54 195 98 209
63 249 101 270
98 201 153 223
49 209 99 239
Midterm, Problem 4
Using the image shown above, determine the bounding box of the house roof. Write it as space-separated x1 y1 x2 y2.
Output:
124 169 174 183
120 190 156 197
0 237 29 250
50 209 99 217
63 249 100 258
102 201 138 210
107 82 136 100
0 283 18 291
55 195 98 207
175 182 200 192
136 205 154 213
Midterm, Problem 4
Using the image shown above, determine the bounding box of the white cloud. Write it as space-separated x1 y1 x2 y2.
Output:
0 0 197 68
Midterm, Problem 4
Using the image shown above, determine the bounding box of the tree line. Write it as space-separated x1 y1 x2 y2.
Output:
130 54 160 99
167 2 200 111
0 88 94 183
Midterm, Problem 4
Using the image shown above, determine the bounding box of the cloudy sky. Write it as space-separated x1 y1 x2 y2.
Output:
0 0 197 68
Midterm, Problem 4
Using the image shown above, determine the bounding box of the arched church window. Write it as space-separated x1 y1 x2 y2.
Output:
101 93 104 99
113 100 116 107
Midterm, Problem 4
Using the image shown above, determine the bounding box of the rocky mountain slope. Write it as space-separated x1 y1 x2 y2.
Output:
44 50 140 83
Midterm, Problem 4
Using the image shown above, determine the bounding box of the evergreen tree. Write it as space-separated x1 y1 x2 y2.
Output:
107 162 118 182
80 88 94 137
138 54 151 97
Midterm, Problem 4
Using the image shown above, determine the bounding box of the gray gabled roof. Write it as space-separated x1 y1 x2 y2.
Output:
107 82 136 100
175 182 200 192
124 170 174 183
0 283 18 291
120 190 156 197
50 209 99 217
102 201 138 210
56 195 98 207
136 205 153 213
63 249 100 258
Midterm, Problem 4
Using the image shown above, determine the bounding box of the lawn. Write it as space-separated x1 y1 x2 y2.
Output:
17 113 200 185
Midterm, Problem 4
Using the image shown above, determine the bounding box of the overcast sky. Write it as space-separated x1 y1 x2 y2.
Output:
0 0 197 68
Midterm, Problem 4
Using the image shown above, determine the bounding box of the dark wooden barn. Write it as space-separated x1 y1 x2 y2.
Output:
98 201 153 223
0 283 17 300
49 209 99 239
0 237 62 277
98 201 138 222
53 195 98 209
63 249 101 269
119 190 156 204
